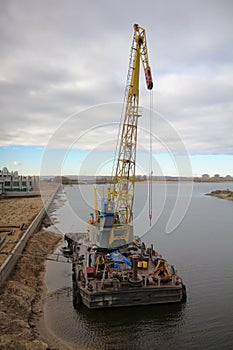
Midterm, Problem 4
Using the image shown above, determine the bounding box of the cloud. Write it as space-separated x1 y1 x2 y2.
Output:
11 161 21 166
0 0 233 157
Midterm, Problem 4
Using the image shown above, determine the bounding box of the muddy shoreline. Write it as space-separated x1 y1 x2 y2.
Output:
206 189 233 201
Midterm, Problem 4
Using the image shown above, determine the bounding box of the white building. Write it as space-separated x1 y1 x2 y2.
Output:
0 167 39 194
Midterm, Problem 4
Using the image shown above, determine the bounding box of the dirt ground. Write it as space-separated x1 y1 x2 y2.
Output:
0 182 59 266
0 196 44 266
0 229 64 350
0 184 74 350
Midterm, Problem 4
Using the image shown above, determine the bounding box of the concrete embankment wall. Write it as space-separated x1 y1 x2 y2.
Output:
0 185 61 287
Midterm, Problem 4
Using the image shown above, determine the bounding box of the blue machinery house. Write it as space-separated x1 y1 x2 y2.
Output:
0 167 39 194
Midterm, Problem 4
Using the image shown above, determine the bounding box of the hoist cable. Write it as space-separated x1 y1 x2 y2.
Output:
149 89 153 225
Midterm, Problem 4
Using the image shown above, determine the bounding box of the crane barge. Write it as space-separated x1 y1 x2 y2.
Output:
67 24 186 309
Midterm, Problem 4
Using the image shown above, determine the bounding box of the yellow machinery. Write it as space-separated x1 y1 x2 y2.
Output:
92 24 153 246
153 258 172 281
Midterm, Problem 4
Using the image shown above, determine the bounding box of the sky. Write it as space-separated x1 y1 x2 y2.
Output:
0 0 233 177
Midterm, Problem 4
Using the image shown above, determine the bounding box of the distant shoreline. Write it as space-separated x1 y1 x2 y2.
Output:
60 180 233 185
54 175 233 185
206 190 233 201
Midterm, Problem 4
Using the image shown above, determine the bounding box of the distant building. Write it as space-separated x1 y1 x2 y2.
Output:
0 167 39 194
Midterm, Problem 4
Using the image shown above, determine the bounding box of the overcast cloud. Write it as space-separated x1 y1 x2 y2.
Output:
0 0 233 156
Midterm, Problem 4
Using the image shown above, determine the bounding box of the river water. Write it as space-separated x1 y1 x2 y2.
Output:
44 182 233 350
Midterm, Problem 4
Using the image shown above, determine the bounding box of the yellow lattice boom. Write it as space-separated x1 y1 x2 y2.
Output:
112 24 153 226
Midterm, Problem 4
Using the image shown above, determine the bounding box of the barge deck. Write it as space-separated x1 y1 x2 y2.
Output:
65 233 186 309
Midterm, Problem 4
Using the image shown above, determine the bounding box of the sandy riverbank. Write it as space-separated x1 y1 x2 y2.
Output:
0 195 43 226
0 229 64 349
206 189 233 201
0 182 60 266
0 196 44 267
0 185 77 350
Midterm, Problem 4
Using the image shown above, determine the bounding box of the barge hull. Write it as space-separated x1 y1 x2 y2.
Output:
78 285 183 309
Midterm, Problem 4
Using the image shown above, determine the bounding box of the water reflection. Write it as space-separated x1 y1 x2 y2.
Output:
45 288 186 350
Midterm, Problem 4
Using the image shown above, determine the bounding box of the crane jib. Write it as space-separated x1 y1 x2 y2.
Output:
112 24 154 228
92 24 154 247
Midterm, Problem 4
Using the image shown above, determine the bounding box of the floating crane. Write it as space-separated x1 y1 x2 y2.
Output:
92 24 153 248
69 25 187 309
